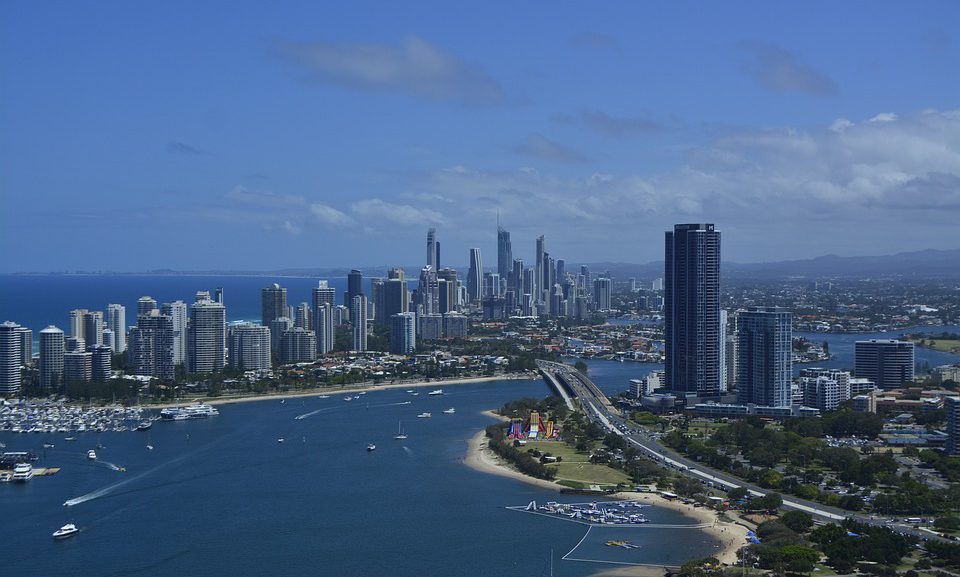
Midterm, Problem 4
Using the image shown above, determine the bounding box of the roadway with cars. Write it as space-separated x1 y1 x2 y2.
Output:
536 360 950 544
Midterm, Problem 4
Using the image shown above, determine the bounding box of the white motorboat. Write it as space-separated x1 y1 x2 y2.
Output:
366 443 376 452
417 412 432 418
0 472 11 483
443 408 455 414
87 450 97 460
52 524 79 540
428 389 443 396
12 463 33 482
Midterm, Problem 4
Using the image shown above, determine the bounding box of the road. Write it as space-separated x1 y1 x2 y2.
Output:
536 360 951 544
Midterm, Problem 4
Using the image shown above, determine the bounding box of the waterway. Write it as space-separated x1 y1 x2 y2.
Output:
0 379 720 576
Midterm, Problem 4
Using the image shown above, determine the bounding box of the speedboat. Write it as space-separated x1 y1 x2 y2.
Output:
317 395 329 399
12 463 33 482
443 408 455 414
428 389 443 396
87 450 97 460
135 421 152 431
53 524 79 540
343 397 352 402
43 443 55 448
417 412 432 418
64 437 76 442
0 472 11 483
277 438 285 443
366 443 376 452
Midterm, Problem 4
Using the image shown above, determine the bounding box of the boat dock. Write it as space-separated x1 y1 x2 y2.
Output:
0 467 60 476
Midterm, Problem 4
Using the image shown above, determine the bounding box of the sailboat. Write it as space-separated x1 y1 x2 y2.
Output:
394 421 408 440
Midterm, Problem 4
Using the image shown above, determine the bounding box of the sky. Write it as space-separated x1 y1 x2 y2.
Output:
2 1 959 272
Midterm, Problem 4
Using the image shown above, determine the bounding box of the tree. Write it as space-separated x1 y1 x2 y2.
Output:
934 515 960 532
574 360 588 375
781 511 814 533
728 487 749 500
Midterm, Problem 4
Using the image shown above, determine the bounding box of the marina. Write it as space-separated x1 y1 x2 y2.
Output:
0 399 148 434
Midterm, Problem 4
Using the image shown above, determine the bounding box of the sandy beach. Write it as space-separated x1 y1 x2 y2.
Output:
148 373 538 409
463 423 749 574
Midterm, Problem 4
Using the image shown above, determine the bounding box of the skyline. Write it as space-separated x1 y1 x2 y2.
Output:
3 2 960 272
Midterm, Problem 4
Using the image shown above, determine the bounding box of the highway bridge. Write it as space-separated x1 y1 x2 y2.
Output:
537 360 951 543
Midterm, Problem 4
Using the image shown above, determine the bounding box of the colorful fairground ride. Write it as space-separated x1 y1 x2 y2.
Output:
506 410 561 441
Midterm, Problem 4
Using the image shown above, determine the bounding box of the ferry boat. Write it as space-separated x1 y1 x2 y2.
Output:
366 443 376 452
442 408 455 414
52 524 79 540
12 463 33 482
160 404 219 420
428 389 443 396
417 412 432 418
87 450 97 460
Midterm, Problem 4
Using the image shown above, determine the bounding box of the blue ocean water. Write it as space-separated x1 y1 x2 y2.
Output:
0 380 720 577
0 274 363 334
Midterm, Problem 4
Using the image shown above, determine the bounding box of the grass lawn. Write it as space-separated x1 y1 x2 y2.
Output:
909 338 960 354
525 440 630 486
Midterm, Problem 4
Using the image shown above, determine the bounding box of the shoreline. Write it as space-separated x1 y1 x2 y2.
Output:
463 423 748 574
148 373 538 409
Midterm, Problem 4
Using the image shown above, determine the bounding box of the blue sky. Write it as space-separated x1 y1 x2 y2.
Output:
2 1 958 272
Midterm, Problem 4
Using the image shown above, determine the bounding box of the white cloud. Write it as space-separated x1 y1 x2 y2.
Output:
275 36 503 103
349 198 446 226
310 203 354 226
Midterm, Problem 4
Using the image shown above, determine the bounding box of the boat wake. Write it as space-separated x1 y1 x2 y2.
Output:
95 460 124 472
373 401 413 407
294 406 341 420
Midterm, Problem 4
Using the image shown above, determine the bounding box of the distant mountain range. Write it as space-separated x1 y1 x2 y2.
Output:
579 248 960 280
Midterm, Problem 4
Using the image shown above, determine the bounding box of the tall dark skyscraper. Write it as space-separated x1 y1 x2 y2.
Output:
426 228 439 271
261 283 287 326
664 223 721 397
855 339 915 389
467 248 483 302
497 219 512 279
345 269 364 308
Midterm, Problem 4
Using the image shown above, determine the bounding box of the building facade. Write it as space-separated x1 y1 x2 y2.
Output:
389 312 417 355
736 307 792 407
39 325 64 389
0 322 23 394
855 339 915 389
665 223 721 397
188 295 226 374
129 310 175 381
228 323 272 371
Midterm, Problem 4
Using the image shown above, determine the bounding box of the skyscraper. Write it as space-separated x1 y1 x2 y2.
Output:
438 268 459 314
161 300 188 365
188 295 226 374
64 351 92 383
280 327 317 364
106 304 126 353
855 340 915 389
137 296 158 317
946 396 960 456
261 283 288 326
269 316 294 354
90 344 112 382
39 325 64 389
346 270 364 310
129 310 175 381
371 278 385 326
389 312 417 355
0 322 23 395
665 223 721 397
383 273 409 323
295 302 311 330
535 235 545 303
467 248 483 303
497 221 512 280
228 323 272 371
736 307 792 407
593 277 612 311
315 304 334 355
83 311 104 349
351 296 368 352
15 325 32 366
426 228 439 271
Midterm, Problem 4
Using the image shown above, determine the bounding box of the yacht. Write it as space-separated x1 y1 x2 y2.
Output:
277 438 285 443
428 389 444 396
443 408 455 414
12 463 33 482
343 397 353 402
182 404 219 418
417 412 432 418
317 395 330 399
135 421 152 431
394 421 408 440
0 472 11 483
366 443 376 452
52 524 79 540
64 437 76 442
87 450 97 460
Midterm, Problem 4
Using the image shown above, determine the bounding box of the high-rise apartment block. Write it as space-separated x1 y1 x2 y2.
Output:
736 307 792 407
665 224 721 397
855 340 915 389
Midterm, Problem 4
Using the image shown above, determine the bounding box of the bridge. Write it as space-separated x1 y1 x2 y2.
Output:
536 360 619 415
